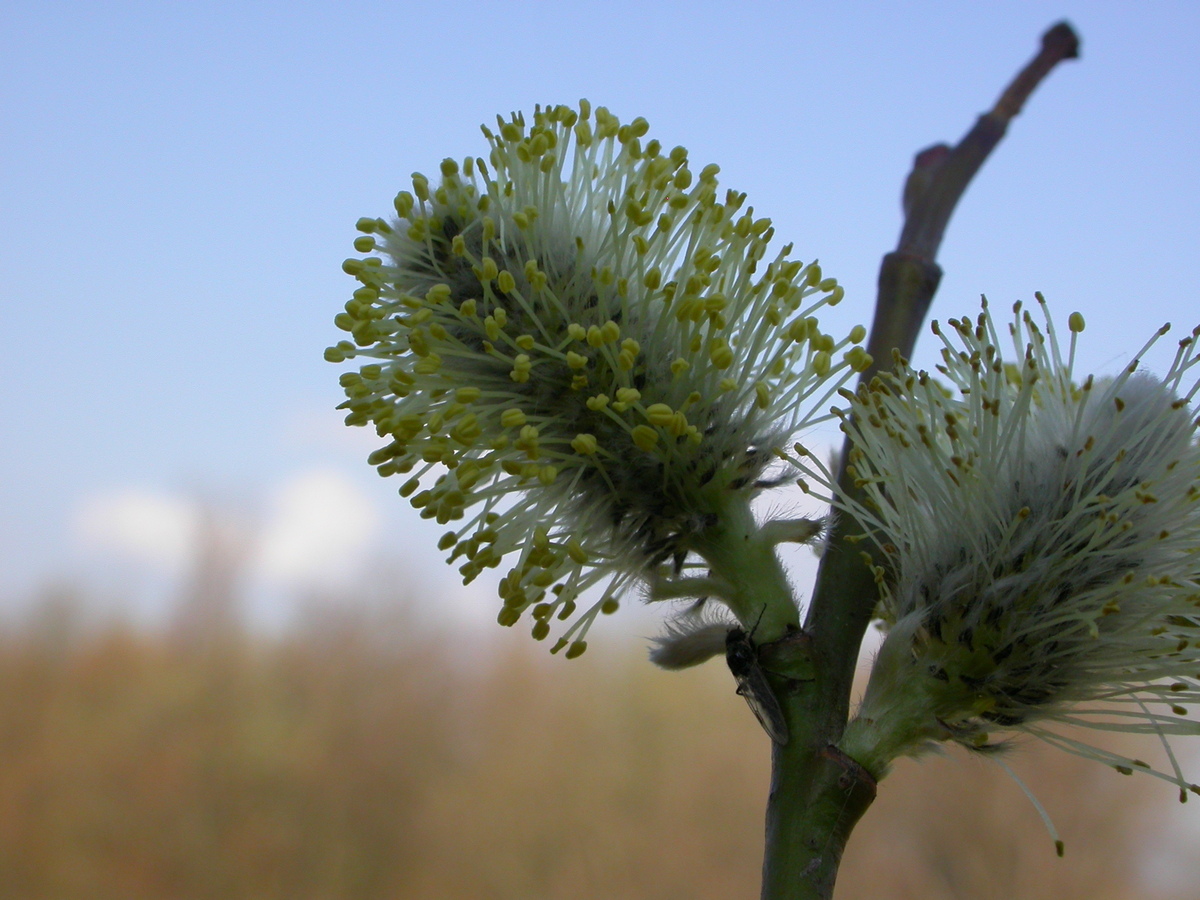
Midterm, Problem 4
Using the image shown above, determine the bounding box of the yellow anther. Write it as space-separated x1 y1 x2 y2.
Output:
755 383 771 409
616 387 641 405
586 394 610 411
709 341 734 369
571 433 599 455
456 463 481 490
500 408 527 428
567 323 587 341
510 354 532 383
645 403 675 426
566 351 588 370
393 192 414 217
845 347 874 373
425 284 452 304
617 339 640 369
516 334 535 350
451 414 482 445
413 353 442 375
632 425 659 451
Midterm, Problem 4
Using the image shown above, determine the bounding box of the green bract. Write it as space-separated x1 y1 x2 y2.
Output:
328 101 868 654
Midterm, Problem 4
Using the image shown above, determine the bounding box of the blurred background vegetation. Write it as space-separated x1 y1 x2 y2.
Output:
2 532 1197 900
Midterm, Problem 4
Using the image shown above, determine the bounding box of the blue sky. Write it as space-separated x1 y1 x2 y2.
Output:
2 1 1199 632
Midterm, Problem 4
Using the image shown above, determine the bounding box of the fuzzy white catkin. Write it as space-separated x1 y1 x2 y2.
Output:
830 299 1200 796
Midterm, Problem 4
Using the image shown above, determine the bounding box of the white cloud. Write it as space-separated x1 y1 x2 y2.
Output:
71 470 382 592
255 469 380 588
73 489 199 571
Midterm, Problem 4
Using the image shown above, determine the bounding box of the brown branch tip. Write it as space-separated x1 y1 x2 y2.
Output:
993 21 1080 122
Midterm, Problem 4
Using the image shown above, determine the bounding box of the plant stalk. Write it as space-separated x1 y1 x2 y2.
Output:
755 21 1080 899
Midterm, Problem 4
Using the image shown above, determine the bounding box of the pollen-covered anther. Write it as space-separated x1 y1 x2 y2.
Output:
617 339 641 370
708 340 734 369
571 433 599 455
500 408 527 429
612 387 641 412
515 425 540 459
644 403 676 426
631 425 659 452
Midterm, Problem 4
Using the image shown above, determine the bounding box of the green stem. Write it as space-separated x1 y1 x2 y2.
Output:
760 739 877 899
750 630 877 899
694 495 800 638
751 22 1080 899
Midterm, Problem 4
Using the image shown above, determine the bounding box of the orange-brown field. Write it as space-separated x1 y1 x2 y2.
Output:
0 584 1193 900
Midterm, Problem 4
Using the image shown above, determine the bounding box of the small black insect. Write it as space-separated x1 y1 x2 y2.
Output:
725 609 789 745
